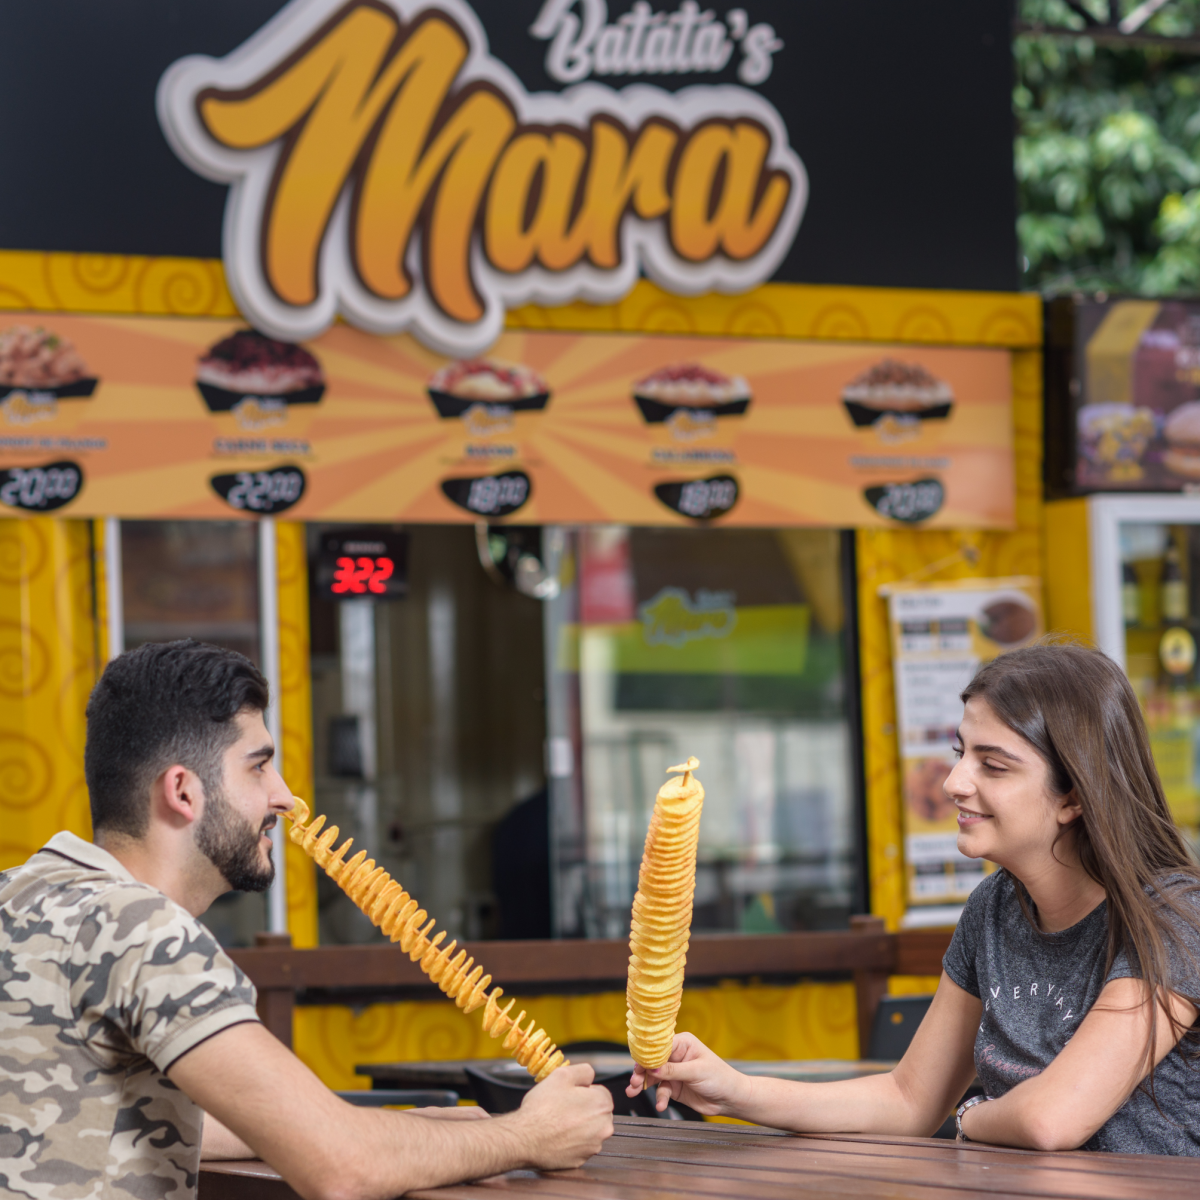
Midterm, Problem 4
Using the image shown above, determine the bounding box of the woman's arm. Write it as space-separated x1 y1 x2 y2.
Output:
960 977 1198 1151
631 971 981 1136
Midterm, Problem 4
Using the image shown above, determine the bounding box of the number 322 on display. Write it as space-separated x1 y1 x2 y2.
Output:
331 555 395 595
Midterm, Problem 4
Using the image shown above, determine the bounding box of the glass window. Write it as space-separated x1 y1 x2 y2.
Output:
119 519 263 945
308 523 863 945
308 524 548 945
547 527 862 938
121 521 260 662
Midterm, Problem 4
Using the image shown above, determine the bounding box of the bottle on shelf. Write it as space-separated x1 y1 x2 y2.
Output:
1157 544 1196 738
1162 545 1188 626
1122 562 1139 627
1142 533 1200 833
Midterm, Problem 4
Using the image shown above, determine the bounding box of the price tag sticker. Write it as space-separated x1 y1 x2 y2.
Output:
864 478 945 524
653 475 739 520
210 464 306 514
441 470 531 517
0 460 83 511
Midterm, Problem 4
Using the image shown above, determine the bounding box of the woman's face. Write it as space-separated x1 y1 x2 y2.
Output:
944 696 1080 870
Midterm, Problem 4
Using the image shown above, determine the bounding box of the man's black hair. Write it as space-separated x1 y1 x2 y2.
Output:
85 639 269 837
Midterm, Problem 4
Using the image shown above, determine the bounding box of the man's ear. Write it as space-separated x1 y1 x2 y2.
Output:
156 765 204 827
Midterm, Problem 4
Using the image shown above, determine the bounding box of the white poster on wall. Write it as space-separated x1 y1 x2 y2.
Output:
885 577 1043 928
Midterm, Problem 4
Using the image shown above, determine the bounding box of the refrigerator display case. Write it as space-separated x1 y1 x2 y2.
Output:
1047 295 1200 848
1091 495 1200 846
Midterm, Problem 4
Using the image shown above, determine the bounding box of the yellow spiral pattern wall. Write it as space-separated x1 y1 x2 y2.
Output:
0 246 1041 1071
0 515 319 945
0 518 97 868
0 249 237 317
507 278 1040 348
295 979 858 1091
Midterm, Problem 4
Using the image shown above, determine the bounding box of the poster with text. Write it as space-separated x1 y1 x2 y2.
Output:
886 577 1043 926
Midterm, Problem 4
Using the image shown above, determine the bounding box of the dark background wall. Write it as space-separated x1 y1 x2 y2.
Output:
0 0 1017 291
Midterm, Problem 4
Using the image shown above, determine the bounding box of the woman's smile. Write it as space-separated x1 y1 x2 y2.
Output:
956 805 992 827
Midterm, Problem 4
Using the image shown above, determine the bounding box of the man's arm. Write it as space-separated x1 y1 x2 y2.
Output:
630 971 981 1136
170 1022 612 1200
201 1111 256 1160
202 1090 490 1157
960 977 1199 1150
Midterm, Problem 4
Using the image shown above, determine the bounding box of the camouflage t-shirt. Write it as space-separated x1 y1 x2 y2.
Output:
0 832 260 1199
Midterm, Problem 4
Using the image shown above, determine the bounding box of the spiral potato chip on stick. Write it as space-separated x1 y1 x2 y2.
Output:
286 797 567 1081
626 757 704 1069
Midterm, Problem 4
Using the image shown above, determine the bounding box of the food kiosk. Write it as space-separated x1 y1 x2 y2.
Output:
0 0 1031 1079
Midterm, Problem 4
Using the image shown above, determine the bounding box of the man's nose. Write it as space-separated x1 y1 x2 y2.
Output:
270 771 295 812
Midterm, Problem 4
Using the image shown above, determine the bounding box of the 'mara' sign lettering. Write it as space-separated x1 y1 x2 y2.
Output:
157 0 806 354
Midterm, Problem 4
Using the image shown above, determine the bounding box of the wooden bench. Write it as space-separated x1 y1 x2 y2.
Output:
229 918 953 1055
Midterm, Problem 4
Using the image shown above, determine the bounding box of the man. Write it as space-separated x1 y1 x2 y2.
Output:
0 640 612 1199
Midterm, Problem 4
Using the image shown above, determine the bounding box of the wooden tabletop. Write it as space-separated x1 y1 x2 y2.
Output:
199 1115 1200 1199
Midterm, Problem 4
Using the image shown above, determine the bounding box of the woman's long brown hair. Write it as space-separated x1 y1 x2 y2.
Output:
961 640 1200 1080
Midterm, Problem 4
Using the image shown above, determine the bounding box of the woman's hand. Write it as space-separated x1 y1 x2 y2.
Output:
626 1032 753 1115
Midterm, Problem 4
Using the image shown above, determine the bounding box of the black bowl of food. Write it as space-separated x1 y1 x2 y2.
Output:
841 359 953 427
427 359 550 419
0 324 98 400
631 363 751 425
196 329 325 413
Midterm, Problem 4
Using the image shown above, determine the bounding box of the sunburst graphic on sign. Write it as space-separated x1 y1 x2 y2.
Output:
0 315 1014 527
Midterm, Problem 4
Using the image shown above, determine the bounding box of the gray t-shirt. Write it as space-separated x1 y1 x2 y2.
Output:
943 869 1200 1155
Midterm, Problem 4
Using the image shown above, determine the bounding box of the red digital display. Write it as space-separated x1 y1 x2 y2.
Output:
331 555 395 595
316 530 407 600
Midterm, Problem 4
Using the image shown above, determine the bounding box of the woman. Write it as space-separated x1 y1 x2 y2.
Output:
629 642 1200 1153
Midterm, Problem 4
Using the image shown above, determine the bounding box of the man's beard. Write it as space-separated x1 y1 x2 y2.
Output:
195 782 275 893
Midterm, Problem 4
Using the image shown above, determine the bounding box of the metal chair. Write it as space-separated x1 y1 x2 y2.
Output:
461 1065 532 1114
558 1039 629 1055
864 996 984 1139
463 1063 692 1120
865 994 934 1060
334 1088 459 1108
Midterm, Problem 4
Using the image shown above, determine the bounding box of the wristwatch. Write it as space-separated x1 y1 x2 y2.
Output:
955 1094 988 1142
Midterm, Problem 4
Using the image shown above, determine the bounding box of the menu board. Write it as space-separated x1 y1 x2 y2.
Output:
0 315 1013 526
886 577 1043 925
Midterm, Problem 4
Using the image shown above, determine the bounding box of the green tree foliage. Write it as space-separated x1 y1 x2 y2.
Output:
1018 0 1200 293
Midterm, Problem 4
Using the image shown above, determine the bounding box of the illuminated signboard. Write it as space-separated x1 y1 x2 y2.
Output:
158 0 806 353
0 2 1016 348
